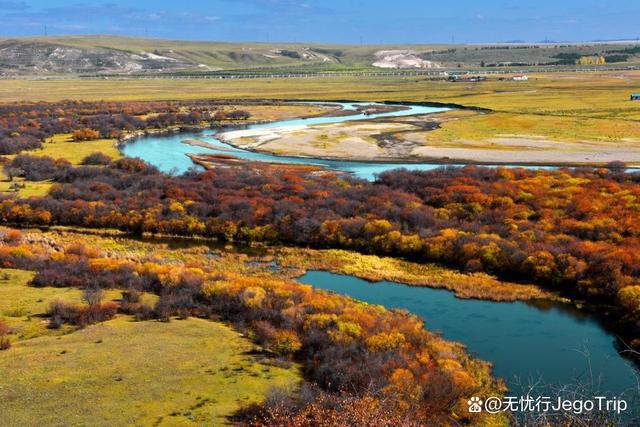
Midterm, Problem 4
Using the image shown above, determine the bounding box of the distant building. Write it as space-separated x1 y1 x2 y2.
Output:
632 93 640 101
512 75 528 81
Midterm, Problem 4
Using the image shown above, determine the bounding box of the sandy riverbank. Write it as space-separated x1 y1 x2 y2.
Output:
181 139 242 152
217 114 640 167
218 125 310 148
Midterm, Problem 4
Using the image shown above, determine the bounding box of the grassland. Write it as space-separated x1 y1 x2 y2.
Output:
1 134 121 167
0 71 636 114
0 178 54 198
0 262 299 425
39 134 123 164
0 269 123 342
410 109 640 143
219 103 337 122
1 71 640 146
0 134 121 198
0 316 298 426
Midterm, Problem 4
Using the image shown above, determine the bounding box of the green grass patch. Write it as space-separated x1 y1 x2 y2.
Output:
0 134 122 197
0 269 122 341
0 178 54 198
39 134 122 165
421 110 640 144
0 316 299 426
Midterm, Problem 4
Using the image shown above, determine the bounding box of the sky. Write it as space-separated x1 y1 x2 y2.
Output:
1 0 640 44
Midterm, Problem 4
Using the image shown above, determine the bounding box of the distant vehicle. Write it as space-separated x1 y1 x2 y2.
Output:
631 93 640 101
512 75 529 81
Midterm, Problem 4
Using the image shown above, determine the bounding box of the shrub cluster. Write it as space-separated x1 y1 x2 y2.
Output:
0 100 252 154
81 152 112 166
0 228 503 425
47 300 118 329
3 157 640 345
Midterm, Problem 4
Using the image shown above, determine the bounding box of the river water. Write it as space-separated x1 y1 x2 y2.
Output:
121 102 465 180
299 271 639 400
121 101 639 404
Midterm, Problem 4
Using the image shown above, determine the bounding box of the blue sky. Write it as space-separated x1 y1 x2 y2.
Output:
1 0 639 44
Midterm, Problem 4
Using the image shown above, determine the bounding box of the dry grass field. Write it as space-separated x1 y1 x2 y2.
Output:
1 70 639 147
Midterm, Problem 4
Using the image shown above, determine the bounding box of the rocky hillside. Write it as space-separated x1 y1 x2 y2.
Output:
0 40 195 76
1 36 637 76
0 36 449 76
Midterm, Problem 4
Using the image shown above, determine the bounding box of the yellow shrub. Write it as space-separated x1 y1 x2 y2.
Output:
618 286 640 312
271 330 302 355
10 246 33 258
241 287 266 308
303 313 338 330
365 331 406 352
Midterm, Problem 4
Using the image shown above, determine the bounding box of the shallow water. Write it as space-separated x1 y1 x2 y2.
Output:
299 271 639 398
121 102 464 180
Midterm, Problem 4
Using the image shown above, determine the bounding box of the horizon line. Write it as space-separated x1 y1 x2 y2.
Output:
2 33 640 47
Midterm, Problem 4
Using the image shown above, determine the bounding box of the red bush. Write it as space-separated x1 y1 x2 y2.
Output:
48 300 117 329
0 319 11 351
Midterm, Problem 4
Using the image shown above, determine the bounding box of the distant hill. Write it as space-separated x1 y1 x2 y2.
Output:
0 35 638 76
0 39 194 75
0 36 437 76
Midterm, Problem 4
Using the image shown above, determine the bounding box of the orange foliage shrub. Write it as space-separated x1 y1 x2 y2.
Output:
72 128 101 141
0 232 504 425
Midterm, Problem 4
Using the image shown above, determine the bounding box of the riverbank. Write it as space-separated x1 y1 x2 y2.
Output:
115 101 342 147
182 138 241 152
114 98 640 170
217 108 640 168
275 247 560 302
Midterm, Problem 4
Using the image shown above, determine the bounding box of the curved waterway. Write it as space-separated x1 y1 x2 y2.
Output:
299 271 640 400
121 102 460 180
122 101 639 403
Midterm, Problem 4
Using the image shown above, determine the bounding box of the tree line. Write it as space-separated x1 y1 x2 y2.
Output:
0 100 253 154
2 155 640 348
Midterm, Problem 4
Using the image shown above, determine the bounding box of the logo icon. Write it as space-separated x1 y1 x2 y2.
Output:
467 396 483 413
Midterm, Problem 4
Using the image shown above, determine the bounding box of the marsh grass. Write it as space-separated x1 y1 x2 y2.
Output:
276 248 557 302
